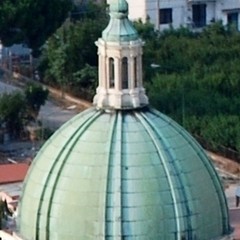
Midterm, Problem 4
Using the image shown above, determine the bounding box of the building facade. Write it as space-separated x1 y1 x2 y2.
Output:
126 0 240 31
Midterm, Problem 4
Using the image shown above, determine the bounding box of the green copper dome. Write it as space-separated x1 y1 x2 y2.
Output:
102 0 138 42
18 107 230 240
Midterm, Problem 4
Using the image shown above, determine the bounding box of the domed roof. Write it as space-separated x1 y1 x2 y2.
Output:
18 107 230 240
102 0 138 42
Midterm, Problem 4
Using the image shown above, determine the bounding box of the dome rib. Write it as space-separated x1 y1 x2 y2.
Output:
35 110 102 240
105 111 124 237
18 107 231 239
139 110 196 237
45 111 102 240
174 126 230 233
135 111 183 238
150 108 230 236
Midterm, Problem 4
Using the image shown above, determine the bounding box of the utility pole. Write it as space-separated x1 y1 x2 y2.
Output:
8 49 12 81
157 0 160 31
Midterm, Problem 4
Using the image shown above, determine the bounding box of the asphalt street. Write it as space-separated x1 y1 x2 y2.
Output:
0 80 79 161
0 81 78 130
0 81 18 94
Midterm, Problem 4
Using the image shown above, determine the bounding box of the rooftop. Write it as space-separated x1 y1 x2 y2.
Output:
0 164 29 185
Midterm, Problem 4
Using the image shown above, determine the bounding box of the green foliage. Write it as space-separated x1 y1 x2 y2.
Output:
134 19 157 41
0 0 72 54
0 91 26 138
37 13 240 154
142 22 240 154
24 83 49 120
71 0 107 22
134 19 160 80
73 64 97 88
39 1 107 99
0 84 48 138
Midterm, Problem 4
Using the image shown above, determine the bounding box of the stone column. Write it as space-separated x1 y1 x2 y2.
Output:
139 52 143 88
103 55 108 89
129 56 134 90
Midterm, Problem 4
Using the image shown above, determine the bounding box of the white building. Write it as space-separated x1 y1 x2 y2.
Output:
126 0 240 31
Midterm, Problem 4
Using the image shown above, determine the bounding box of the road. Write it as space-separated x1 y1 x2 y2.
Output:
0 81 78 130
0 81 18 94
0 80 80 161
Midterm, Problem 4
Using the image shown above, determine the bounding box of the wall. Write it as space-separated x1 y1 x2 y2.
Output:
127 0 147 23
127 0 240 31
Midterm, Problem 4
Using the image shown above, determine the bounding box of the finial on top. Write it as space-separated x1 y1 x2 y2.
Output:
109 0 128 14
102 0 138 42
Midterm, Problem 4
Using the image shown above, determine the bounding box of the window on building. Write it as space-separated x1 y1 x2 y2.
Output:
159 8 172 24
227 12 238 30
192 4 206 28
109 58 115 88
134 57 138 88
122 57 128 89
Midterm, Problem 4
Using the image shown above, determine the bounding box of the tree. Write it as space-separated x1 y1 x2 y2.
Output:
0 0 73 54
24 83 49 121
73 64 98 100
0 83 48 138
39 1 107 99
134 19 160 80
137 22 240 154
0 91 26 138
73 64 98 88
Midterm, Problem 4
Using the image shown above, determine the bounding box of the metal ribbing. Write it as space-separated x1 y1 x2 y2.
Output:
135 112 181 240
139 110 194 239
34 109 101 240
151 108 230 235
152 108 230 235
104 111 119 238
120 112 128 239
104 111 123 239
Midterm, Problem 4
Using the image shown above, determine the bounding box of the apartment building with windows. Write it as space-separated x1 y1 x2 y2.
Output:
127 0 240 31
